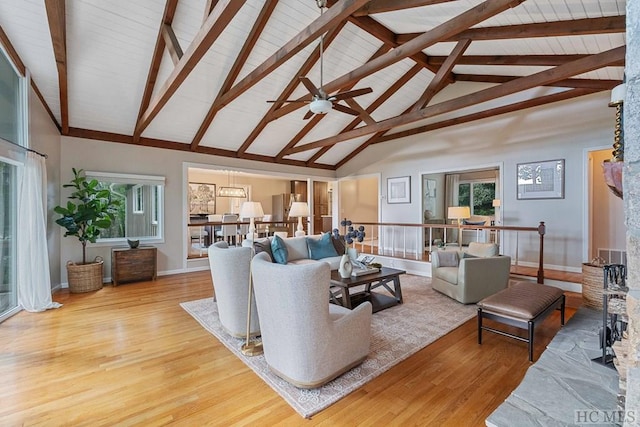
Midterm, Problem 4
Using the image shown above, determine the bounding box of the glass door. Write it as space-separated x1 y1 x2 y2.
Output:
0 157 19 321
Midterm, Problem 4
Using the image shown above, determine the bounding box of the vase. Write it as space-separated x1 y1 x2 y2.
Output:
338 253 352 278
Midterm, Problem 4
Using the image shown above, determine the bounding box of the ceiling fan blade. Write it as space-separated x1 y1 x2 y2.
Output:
300 77 323 98
303 109 315 120
332 103 360 116
331 87 373 101
266 99 309 104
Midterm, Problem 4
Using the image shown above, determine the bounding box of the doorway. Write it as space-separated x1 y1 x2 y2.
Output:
587 148 626 263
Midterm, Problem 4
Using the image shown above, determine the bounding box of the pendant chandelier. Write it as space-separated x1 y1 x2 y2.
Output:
218 170 246 198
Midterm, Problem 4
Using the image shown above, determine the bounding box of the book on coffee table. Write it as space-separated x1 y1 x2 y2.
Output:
351 266 380 277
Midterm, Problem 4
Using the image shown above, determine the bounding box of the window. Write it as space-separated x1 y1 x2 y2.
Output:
458 181 496 216
85 172 165 244
132 185 144 214
0 45 26 321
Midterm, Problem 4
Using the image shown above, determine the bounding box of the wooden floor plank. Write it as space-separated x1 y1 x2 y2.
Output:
0 271 578 426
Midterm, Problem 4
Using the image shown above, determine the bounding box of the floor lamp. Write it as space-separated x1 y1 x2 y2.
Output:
240 201 264 356
448 206 470 246
289 202 309 237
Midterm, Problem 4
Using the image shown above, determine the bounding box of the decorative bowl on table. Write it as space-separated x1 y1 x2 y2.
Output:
127 239 140 249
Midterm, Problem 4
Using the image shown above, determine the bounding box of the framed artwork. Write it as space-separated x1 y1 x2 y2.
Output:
387 176 411 204
188 182 216 214
517 159 564 200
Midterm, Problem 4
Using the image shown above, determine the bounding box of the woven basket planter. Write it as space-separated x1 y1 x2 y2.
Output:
67 256 104 293
582 263 604 310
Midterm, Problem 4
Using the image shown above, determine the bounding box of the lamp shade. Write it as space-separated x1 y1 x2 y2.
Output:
492 199 501 207
289 202 309 218
240 201 264 219
448 206 470 220
610 83 626 104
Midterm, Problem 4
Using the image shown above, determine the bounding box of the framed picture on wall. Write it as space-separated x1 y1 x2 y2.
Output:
188 182 216 214
517 159 564 200
387 176 411 204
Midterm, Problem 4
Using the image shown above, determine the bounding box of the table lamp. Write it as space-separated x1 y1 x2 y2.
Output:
448 206 471 245
289 202 309 237
240 201 264 240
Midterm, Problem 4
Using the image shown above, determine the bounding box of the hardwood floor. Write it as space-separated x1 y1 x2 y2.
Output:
0 272 579 426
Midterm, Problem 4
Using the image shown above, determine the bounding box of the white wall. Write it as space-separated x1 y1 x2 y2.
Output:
29 88 61 290
58 136 335 283
339 91 616 271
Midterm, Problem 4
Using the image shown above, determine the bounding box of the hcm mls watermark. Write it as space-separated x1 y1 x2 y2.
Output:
575 409 637 424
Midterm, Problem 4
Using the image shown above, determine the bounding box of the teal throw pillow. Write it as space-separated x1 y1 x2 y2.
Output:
270 235 288 264
307 233 339 260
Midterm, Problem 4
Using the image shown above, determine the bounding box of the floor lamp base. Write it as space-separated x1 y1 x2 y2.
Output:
241 341 263 356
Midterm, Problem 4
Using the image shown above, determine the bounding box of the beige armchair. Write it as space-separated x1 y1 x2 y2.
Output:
431 242 511 304
207 242 260 337
251 252 372 388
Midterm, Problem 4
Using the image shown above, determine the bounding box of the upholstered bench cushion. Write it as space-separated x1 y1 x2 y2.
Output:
477 281 564 320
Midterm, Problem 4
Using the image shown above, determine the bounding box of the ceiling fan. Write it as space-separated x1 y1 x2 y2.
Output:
266 0 373 120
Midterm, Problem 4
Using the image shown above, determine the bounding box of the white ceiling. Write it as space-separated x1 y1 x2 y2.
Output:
0 0 626 169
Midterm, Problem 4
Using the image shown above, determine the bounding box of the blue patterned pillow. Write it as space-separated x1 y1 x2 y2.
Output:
270 235 288 264
307 233 339 260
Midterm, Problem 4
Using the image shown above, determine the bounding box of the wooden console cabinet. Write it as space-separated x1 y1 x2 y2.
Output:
111 246 157 286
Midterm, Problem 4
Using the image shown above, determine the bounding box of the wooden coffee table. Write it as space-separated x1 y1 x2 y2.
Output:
330 267 405 313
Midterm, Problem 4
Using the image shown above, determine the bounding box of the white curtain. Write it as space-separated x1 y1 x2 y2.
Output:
445 174 460 217
17 152 61 312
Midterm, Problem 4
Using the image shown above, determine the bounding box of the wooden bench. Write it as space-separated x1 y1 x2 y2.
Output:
477 281 565 361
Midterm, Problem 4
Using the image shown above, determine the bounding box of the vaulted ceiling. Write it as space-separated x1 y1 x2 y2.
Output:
0 0 626 170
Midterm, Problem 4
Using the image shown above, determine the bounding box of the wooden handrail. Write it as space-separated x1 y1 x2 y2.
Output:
355 220 546 284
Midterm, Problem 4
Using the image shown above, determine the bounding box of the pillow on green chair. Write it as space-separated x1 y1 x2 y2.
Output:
307 233 339 260
271 235 288 264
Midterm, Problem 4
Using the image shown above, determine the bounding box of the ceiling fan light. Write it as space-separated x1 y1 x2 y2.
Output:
309 99 332 115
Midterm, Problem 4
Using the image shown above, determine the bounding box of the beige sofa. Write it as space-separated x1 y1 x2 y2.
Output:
244 234 355 269
431 242 510 304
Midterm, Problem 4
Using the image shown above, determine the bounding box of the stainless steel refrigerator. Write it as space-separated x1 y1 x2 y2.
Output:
272 193 302 223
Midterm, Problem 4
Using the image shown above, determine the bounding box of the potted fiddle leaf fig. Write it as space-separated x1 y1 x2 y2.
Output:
54 168 120 293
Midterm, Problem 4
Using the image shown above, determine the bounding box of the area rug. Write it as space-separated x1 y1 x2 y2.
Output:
180 275 476 418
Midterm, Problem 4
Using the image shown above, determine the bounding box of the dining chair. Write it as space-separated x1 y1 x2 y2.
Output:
215 214 239 245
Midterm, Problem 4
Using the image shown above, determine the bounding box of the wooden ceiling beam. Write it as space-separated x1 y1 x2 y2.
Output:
271 0 523 121
66 127 334 170
308 63 423 164
427 54 618 67
135 0 179 132
190 0 278 151
410 38 471 112
456 74 621 90
135 0 245 138
336 88 596 168
374 88 598 144
209 0 370 116
396 16 626 43
161 24 183 65
237 21 347 156
286 45 625 155
44 0 68 133
354 0 454 16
